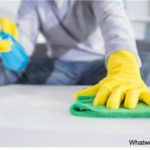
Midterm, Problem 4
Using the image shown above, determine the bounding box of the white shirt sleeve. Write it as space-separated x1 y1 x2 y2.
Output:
16 0 40 57
92 0 141 66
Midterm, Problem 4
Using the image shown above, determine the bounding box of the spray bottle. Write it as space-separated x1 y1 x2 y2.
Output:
0 31 29 72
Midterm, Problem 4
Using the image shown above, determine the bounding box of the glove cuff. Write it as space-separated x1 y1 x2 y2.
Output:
107 50 140 76
0 17 18 40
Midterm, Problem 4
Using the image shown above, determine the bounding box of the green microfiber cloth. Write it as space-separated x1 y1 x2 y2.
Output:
70 96 150 118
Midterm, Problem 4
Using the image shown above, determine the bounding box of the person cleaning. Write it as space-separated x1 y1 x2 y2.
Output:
0 0 150 109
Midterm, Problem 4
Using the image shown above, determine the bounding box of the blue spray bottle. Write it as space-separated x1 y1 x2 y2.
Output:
0 32 29 72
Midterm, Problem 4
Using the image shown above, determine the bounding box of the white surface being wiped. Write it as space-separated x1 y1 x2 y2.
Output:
0 85 149 147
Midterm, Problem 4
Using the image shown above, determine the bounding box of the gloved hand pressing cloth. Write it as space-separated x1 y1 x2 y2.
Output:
71 50 150 118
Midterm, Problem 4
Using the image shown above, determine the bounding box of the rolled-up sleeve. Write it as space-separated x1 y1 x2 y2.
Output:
16 0 40 57
92 0 141 66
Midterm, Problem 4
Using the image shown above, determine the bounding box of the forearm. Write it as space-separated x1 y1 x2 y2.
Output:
92 0 141 66
16 0 40 56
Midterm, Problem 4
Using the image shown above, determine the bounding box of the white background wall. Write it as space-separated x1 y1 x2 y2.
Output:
0 0 21 20
0 0 150 40
126 0 150 40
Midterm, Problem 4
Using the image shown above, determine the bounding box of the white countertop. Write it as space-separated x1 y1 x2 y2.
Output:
0 85 149 147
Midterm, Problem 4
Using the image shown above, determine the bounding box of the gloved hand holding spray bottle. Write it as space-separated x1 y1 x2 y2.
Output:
0 17 29 72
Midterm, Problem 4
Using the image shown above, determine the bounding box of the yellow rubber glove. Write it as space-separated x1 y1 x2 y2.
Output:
0 39 12 52
0 17 18 40
74 50 150 109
